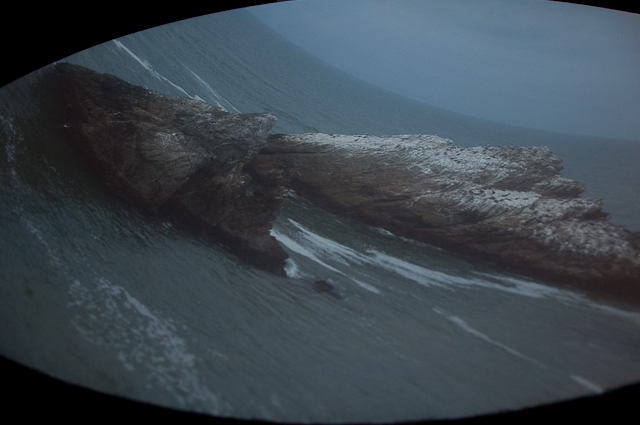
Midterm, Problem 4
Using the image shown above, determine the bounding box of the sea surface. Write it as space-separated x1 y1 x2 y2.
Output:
1 8 640 423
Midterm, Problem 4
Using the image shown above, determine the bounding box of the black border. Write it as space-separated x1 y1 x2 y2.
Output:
1 2 278 88
3 354 639 423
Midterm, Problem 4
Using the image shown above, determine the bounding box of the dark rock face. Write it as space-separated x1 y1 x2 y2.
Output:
247 133 640 299
54 63 288 275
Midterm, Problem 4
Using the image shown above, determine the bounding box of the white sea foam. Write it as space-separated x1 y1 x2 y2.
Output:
370 247 640 323
271 226 380 294
351 278 382 294
432 308 608 393
373 227 395 237
437 309 548 368
273 219 626 304
111 41 241 115
5 150 225 412
284 258 304 278
182 65 240 113
571 375 604 394
271 229 343 275
469 271 582 300
473 272 640 324
278 219 640 325
16 205 225 411
367 248 577 301
376 249 640 323
67 277 225 411
366 250 449 289
288 219 374 267
112 40 153 71
280 217 594 299
112 40 196 100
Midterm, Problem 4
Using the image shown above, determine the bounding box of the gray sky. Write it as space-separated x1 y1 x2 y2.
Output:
248 0 640 140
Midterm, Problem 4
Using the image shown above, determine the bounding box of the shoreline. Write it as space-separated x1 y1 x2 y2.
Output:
51 63 640 305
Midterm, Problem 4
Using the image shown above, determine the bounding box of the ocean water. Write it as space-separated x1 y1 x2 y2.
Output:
1 7 640 423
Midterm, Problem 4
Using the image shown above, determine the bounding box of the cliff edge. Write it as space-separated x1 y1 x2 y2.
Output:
54 63 289 275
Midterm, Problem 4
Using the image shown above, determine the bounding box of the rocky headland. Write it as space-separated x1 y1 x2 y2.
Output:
248 133 640 299
54 63 289 274
53 63 640 300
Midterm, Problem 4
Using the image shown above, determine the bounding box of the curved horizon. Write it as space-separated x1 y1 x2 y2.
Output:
249 0 640 141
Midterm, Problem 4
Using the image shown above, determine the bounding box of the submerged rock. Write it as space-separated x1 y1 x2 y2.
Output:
247 133 640 299
312 280 341 299
54 63 288 275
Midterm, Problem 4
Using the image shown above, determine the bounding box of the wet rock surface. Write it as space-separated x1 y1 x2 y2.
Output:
54 63 288 275
247 133 640 299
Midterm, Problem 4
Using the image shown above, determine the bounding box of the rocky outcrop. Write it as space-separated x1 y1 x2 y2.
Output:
54 63 288 275
247 133 640 298
52 63 640 299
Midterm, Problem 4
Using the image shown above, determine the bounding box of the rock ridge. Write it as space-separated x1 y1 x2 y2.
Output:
247 133 640 300
53 64 640 301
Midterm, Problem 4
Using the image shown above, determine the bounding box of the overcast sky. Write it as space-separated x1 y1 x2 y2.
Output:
248 0 640 140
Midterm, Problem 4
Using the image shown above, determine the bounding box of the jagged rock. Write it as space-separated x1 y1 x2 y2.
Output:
247 133 640 298
54 63 288 275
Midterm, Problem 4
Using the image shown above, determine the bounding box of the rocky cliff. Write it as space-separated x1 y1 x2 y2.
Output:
54 63 289 275
53 63 640 300
247 133 640 298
